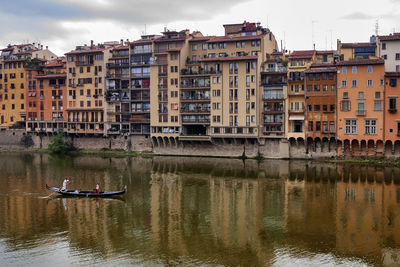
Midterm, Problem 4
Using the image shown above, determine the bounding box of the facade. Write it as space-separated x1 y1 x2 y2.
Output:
260 52 287 138
65 42 114 135
287 50 315 140
377 33 400 72
337 41 377 61
384 72 400 142
0 43 56 129
336 59 385 156
305 63 337 142
150 22 278 145
26 58 67 133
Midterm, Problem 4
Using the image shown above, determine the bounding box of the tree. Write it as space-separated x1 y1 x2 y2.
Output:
48 133 75 154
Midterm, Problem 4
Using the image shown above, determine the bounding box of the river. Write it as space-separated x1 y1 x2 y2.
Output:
0 153 399 266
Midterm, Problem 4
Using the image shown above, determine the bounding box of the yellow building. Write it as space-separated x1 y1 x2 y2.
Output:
65 41 115 135
337 40 377 61
0 43 56 129
150 22 278 146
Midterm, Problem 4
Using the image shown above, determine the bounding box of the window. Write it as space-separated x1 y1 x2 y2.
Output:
341 100 350 111
383 55 387 60
367 80 373 87
390 78 397 87
352 80 357 88
192 44 197 51
345 119 357 134
389 97 397 110
342 66 347 74
308 121 313 131
358 92 364 99
382 43 386 50
352 66 357 73
330 122 335 133
323 105 328 112
375 92 381 99
202 44 207 50
374 100 382 110
367 65 373 73
314 105 320 112
343 92 348 99
316 121 321 132
323 121 328 132
308 105 312 112
365 119 376 134
396 53 400 60
380 79 384 86
342 80 347 88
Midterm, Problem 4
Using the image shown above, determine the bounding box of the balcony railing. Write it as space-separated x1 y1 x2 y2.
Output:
106 63 130 68
182 117 210 124
180 83 211 89
263 93 284 100
76 61 94 66
129 118 150 123
181 108 210 114
181 96 210 102
106 74 130 79
357 110 366 116
180 70 222 76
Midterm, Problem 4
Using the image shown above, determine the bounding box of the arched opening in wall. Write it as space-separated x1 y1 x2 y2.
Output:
360 140 367 156
343 139 351 156
289 137 296 146
157 137 163 147
297 138 305 150
351 139 360 156
385 140 393 156
289 137 296 155
367 140 375 156
394 141 400 156
163 137 169 147
337 140 343 155
151 136 158 147
376 140 384 156
306 137 314 152
322 137 329 153
315 137 321 153
169 137 175 147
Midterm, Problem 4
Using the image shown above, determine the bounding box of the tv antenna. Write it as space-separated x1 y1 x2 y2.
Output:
375 19 379 36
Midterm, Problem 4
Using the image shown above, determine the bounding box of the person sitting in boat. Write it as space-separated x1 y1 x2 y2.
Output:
94 184 100 194
61 179 70 191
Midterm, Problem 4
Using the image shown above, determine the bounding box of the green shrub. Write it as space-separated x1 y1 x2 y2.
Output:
48 133 75 154
21 135 34 148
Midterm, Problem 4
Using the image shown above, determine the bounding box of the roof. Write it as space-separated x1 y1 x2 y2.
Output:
130 39 154 45
379 33 400 41
14 50 38 55
305 67 337 73
153 37 187 43
289 50 315 59
35 73 67 79
206 34 265 43
189 36 212 42
336 59 384 66
340 42 375 48
316 50 336 55
65 48 106 55
385 72 400 77
1 47 13 51
167 47 182 52
113 46 129 51
201 56 258 62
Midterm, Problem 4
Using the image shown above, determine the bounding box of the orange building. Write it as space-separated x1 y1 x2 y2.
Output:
26 58 67 133
384 72 400 153
336 59 385 156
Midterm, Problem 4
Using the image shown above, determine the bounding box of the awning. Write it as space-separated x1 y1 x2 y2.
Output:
289 116 304 121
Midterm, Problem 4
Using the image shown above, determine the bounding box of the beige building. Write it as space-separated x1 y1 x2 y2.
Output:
65 41 115 135
150 22 278 146
376 33 400 72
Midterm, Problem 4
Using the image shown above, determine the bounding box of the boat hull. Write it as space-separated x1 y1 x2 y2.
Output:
46 184 126 197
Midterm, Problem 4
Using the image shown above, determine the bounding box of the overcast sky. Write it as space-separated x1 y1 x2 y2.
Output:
1 0 399 56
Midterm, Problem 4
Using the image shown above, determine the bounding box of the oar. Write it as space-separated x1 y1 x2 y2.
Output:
41 192 56 199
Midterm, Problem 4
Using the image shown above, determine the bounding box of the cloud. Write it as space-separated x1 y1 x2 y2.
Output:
340 12 376 20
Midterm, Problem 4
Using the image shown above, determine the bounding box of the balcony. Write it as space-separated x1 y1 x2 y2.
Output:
289 109 305 114
132 96 150 102
158 85 168 90
158 71 168 77
180 83 211 90
158 97 168 102
180 70 222 77
181 108 210 114
106 73 130 79
182 117 210 124
106 63 130 68
130 61 150 66
389 108 397 113
180 96 210 102
262 109 284 114
356 110 366 116
129 117 150 123
263 93 284 100
150 58 168 65
131 109 150 114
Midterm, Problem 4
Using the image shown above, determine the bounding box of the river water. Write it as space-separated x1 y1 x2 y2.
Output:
0 153 399 266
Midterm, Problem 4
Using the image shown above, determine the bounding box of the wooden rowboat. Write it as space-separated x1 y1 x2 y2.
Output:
46 184 126 197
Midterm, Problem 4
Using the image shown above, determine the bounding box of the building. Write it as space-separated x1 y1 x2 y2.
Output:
305 62 337 145
384 72 400 145
65 41 114 135
336 59 385 156
337 40 376 60
25 58 67 133
150 21 278 146
376 33 400 72
0 43 57 129
260 52 287 138
287 50 315 141
105 43 131 135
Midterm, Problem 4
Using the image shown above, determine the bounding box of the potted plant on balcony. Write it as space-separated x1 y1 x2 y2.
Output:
181 68 188 75
389 108 397 113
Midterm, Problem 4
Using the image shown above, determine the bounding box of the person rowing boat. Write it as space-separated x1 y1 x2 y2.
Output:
61 179 70 191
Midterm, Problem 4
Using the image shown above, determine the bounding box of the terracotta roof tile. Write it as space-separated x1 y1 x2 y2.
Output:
206 34 265 43
289 50 315 59
201 56 258 62
340 42 375 48
65 48 106 55
379 33 400 41
336 59 384 66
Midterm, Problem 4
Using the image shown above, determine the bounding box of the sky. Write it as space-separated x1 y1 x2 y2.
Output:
0 0 400 56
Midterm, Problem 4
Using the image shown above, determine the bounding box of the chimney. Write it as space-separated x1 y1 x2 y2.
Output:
120 39 123 45
90 40 94 47
126 39 129 45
